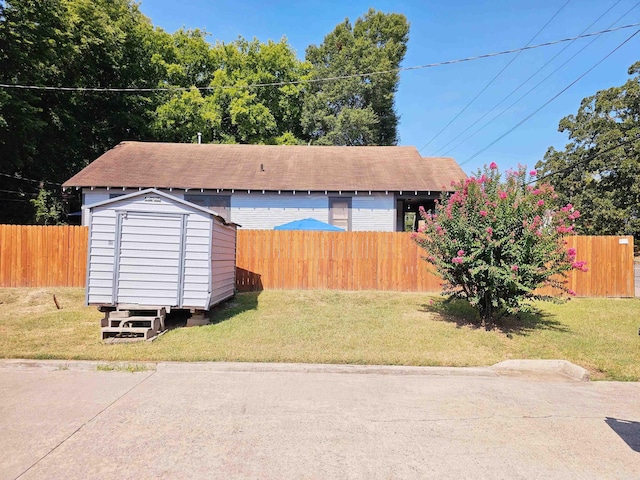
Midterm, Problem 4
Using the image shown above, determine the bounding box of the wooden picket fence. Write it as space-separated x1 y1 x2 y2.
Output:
0 225 635 296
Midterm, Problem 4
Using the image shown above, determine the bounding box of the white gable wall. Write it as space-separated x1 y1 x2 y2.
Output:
82 189 396 231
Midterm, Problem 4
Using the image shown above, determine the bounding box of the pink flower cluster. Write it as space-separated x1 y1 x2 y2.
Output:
451 250 466 264
511 265 519 272
572 261 588 272
560 204 581 220
556 225 575 234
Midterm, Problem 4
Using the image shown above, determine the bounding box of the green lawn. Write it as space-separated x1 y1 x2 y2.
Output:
0 287 638 380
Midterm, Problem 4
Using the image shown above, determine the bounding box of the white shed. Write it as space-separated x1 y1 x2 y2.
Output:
85 189 237 339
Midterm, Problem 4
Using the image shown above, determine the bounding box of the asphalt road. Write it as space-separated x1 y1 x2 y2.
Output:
1 360 639 480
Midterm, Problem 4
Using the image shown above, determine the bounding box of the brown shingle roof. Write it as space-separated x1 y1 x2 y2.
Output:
63 142 467 192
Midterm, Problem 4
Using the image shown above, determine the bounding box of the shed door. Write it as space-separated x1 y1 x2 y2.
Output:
114 212 186 307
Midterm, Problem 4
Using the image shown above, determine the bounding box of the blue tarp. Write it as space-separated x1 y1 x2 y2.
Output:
274 218 345 231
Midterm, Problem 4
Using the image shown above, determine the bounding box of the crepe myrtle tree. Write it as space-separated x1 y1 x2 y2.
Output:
413 163 587 329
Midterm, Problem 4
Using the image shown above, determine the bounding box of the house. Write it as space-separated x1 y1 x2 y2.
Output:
63 142 467 231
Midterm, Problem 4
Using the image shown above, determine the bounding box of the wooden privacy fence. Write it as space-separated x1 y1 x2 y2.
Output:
0 225 635 296
0 225 88 287
236 232 636 297
236 230 441 292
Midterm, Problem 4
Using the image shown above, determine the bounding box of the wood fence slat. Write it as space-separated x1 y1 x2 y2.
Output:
0 225 8 286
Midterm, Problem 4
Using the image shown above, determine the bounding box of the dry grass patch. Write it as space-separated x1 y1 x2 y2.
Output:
0 288 638 380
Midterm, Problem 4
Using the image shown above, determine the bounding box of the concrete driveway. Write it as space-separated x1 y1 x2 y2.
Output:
1 360 639 480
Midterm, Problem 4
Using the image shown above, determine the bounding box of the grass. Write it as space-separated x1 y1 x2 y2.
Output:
96 363 154 373
0 287 638 380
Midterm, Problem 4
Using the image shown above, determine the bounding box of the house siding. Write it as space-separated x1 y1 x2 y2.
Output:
82 189 397 231
351 194 395 232
230 192 330 229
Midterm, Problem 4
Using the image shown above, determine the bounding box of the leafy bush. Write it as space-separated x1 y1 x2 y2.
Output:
413 163 586 328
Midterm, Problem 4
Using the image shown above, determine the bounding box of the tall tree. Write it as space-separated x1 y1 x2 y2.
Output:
152 37 311 144
301 9 409 146
0 0 166 223
536 62 640 240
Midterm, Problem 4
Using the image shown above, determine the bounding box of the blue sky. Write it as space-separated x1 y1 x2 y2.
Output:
138 0 639 174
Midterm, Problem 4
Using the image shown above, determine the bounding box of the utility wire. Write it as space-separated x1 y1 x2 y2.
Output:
0 172 62 186
439 1 638 158
526 135 640 186
419 0 571 154
434 0 631 157
0 188 38 196
459 27 640 167
0 24 638 93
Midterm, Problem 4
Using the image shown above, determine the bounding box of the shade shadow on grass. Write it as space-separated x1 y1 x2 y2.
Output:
421 297 569 336
208 292 260 325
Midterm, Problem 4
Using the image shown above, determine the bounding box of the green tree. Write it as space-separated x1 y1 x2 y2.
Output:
30 187 64 225
536 62 640 239
301 9 409 145
151 36 311 144
0 0 166 223
414 164 585 329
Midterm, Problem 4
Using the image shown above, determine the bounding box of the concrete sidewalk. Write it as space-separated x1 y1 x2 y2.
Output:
1 360 639 479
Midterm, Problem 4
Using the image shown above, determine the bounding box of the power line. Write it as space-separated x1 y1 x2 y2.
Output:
0 188 38 196
0 172 62 186
434 0 632 157
527 135 640 186
419 0 571 154
0 24 638 93
459 27 640 167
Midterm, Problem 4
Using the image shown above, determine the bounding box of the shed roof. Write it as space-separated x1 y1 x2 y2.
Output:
63 142 467 192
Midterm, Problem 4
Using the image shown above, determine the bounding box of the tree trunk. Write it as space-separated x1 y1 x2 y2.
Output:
481 294 493 330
